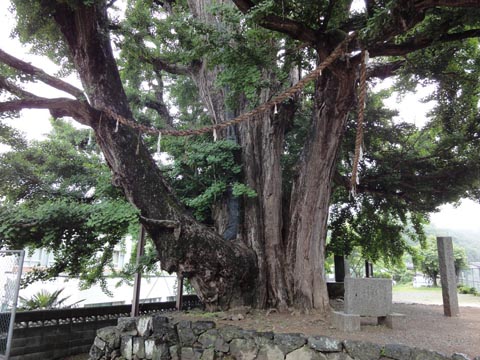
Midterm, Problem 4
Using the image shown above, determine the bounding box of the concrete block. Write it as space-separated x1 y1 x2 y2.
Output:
332 311 360 332
344 278 392 316
380 313 407 330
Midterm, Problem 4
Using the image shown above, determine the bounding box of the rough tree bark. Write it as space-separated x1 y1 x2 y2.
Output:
285 62 357 314
48 1 257 310
3 0 477 314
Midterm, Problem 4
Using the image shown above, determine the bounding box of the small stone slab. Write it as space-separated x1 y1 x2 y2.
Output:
117 317 138 336
133 337 146 359
383 343 412 360
230 338 259 360
381 313 406 330
286 345 327 360
452 353 471 360
343 340 382 360
273 333 307 354
120 335 133 360
307 336 342 352
332 311 360 332
137 316 153 337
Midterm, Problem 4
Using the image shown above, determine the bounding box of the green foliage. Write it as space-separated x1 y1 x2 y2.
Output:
412 237 468 286
164 137 256 222
0 120 139 287
457 284 478 296
18 288 83 311
9 0 73 72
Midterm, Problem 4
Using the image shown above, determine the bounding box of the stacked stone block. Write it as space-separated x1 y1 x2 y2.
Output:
88 315 476 360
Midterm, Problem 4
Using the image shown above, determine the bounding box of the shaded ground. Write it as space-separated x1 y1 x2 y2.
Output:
182 302 480 358
63 289 480 359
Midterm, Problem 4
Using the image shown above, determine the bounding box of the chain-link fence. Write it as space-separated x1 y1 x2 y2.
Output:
0 250 24 360
459 267 480 292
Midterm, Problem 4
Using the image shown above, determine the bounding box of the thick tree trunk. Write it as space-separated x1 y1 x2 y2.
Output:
285 62 356 314
45 0 359 313
49 1 257 310
186 0 293 309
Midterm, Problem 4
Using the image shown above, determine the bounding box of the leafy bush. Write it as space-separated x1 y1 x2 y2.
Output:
457 284 478 296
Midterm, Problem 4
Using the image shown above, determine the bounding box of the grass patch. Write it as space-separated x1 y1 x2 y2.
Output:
393 283 442 292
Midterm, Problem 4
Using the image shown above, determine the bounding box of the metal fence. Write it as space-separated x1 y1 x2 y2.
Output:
459 267 480 291
0 250 24 360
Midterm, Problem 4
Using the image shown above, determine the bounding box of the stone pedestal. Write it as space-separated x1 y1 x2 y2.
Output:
332 311 360 332
344 278 392 316
437 237 460 317
379 313 407 330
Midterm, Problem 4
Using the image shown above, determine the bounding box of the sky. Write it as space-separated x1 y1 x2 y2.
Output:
0 2 479 233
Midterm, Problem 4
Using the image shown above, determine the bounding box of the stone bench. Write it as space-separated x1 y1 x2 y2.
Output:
333 278 406 331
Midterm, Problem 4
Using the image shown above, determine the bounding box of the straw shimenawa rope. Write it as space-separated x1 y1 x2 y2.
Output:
350 49 368 195
102 33 357 137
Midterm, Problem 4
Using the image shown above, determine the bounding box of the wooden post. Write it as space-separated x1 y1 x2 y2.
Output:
176 274 184 311
131 225 146 317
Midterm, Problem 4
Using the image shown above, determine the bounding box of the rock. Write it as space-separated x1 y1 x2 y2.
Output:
307 336 342 352
117 318 138 336
410 348 450 360
145 339 155 359
89 345 104 360
273 333 307 354
201 348 215 360
285 345 327 360
452 354 471 360
110 349 122 359
94 337 106 351
325 353 353 360
180 347 201 360
97 326 121 349
383 344 412 360
137 316 153 337
215 336 230 353
170 345 180 360
198 329 219 349
230 338 259 360
151 342 170 360
257 344 285 360
343 340 382 360
133 337 145 359
120 336 134 360
231 313 245 321
152 316 178 344
191 320 216 335
219 325 250 342
177 320 197 346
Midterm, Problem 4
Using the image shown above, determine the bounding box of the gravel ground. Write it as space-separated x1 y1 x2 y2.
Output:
212 302 480 358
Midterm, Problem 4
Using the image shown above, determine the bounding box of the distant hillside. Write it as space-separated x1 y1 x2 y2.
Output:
424 225 480 262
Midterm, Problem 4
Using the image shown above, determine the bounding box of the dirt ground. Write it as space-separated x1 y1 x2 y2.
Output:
177 299 480 359
64 295 480 359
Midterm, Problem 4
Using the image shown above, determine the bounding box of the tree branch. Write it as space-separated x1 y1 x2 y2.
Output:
0 76 38 99
150 57 193 76
415 0 480 10
231 0 318 43
0 49 85 100
369 29 480 57
367 60 405 80
0 98 95 127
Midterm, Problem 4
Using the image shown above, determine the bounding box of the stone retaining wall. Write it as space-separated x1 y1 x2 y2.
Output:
89 315 479 360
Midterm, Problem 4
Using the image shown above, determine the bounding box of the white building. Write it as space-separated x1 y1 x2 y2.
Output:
19 239 177 308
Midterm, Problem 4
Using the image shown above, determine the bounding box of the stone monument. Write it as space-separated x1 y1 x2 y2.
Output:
437 236 460 317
